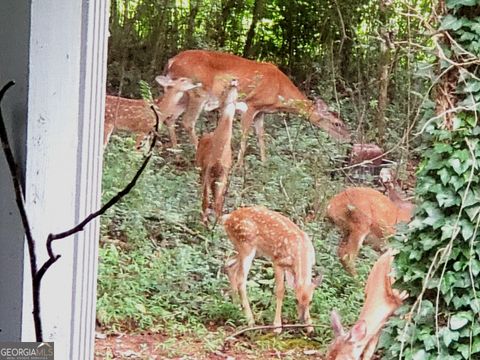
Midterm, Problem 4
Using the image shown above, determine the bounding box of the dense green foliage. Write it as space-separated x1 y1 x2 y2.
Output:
108 0 432 144
381 1 480 358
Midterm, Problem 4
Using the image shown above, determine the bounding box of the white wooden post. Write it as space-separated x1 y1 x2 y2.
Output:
0 1 108 359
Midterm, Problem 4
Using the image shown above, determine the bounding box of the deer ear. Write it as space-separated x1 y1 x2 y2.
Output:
330 310 345 337
182 81 202 91
235 101 248 113
349 320 367 342
204 98 220 111
155 75 172 87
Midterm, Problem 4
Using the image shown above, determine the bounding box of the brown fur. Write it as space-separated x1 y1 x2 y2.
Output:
327 187 413 275
104 95 155 149
195 81 238 223
165 50 350 163
223 206 321 333
326 250 408 359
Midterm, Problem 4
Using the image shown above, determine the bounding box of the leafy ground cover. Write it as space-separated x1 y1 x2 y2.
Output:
95 115 379 358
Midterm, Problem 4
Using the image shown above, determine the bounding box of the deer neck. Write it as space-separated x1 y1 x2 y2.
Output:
277 95 312 116
212 104 235 152
387 185 414 222
293 235 314 286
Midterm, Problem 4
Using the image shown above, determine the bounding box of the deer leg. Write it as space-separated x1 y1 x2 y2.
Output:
362 333 380 360
103 122 114 148
181 93 207 148
134 134 146 150
237 248 256 326
213 171 228 220
273 265 285 333
253 113 266 163
165 116 178 148
225 258 240 303
338 228 369 276
236 109 258 167
201 172 211 224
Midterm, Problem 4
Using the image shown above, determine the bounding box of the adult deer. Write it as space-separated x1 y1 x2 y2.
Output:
222 206 322 333
326 186 414 276
196 79 246 223
104 77 200 148
163 49 351 164
326 250 408 360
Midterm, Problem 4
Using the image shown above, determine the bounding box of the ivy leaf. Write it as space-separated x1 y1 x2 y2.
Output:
450 314 469 330
442 327 460 347
461 220 474 241
449 158 462 174
440 15 465 31
447 0 479 9
437 190 458 207
465 205 480 221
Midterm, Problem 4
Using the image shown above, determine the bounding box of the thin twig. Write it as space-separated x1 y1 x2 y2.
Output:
31 104 161 341
224 323 328 341
0 81 43 340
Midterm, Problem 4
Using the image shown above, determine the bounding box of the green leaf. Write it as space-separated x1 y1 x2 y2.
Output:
442 327 460 347
450 314 469 330
440 15 465 31
447 0 479 8
449 158 463 174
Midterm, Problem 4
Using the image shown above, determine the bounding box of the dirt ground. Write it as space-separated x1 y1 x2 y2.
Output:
94 332 325 360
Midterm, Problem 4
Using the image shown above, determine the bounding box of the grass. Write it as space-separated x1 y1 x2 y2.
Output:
96 115 377 355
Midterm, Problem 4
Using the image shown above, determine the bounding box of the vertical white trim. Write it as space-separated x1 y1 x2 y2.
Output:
69 0 109 358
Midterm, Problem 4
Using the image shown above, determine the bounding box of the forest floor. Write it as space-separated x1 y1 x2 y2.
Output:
96 120 408 360
94 330 324 359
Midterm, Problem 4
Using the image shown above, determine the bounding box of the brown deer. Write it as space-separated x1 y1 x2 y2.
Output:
222 206 322 333
326 186 414 276
326 250 408 360
162 49 351 164
103 76 201 148
195 79 246 223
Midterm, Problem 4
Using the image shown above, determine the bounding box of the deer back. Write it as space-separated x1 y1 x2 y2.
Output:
223 206 315 275
105 95 154 133
327 187 406 238
166 50 350 140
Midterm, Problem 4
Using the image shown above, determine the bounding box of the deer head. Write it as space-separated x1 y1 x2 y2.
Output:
326 250 408 360
154 75 202 118
309 99 351 141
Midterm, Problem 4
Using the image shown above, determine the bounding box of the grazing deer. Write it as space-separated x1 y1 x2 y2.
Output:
222 206 322 333
326 250 408 360
162 49 350 164
326 186 414 276
196 79 246 223
103 77 200 148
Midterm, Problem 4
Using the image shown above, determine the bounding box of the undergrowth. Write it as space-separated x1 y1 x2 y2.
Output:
96 115 376 351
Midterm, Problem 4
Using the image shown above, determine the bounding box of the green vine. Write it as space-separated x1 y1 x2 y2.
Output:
381 0 480 358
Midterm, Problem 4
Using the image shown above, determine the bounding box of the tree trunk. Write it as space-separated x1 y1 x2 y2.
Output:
243 0 264 58
185 0 200 48
216 0 237 48
374 0 394 146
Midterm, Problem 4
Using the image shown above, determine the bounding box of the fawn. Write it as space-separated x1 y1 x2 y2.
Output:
103 76 200 149
195 79 246 223
222 206 322 333
326 184 414 276
326 250 408 359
